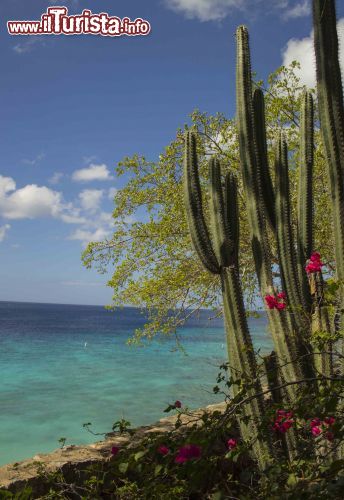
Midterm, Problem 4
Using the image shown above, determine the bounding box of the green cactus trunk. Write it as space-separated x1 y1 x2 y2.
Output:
236 25 313 390
184 130 273 469
297 92 314 311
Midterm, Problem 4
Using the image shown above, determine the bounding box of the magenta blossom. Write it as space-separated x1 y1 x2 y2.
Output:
227 438 237 450
325 431 334 442
175 444 201 464
311 426 322 437
174 400 182 408
305 252 324 274
111 446 119 456
324 416 336 426
310 418 321 428
158 445 170 456
265 293 287 310
273 409 294 433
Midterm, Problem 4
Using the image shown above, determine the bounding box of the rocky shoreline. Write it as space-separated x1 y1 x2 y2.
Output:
0 402 226 497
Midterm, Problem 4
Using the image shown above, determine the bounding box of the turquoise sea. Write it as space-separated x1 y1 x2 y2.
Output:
0 301 271 466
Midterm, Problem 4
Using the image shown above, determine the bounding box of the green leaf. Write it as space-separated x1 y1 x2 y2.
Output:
118 462 129 474
211 492 222 500
134 450 148 462
154 464 163 477
327 459 344 476
287 473 297 486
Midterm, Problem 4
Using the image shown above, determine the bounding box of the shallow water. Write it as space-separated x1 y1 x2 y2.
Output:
0 301 271 465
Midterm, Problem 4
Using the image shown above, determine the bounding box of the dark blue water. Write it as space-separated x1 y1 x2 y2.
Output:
0 301 271 466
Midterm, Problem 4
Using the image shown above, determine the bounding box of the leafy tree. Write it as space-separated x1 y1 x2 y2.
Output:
82 62 334 344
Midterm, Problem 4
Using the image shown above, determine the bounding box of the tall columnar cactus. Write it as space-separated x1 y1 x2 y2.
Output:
297 92 314 310
313 0 344 457
184 2 343 468
184 131 273 469
236 25 314 386
313 0 344 293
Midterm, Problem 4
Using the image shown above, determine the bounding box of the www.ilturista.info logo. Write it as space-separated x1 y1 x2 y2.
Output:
7 6 151 37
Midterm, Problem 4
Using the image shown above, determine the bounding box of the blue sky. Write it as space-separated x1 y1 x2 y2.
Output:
0 0 343 305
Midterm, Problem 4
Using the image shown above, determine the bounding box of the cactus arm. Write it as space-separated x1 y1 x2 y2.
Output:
275 134 308 323
221 266 273 468
297 92 314 311
236 26 307 390
183 131 220 274
313 0 344 284
208 158 233 267
224 172 239 266
253 89 276 232
310 272 333 377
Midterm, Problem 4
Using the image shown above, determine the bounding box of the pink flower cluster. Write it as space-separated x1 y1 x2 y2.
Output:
265 292 287 310
305 252 324 274
272 409 294 433
310 416 335 441
175 444 202 463
158 445 170 456
227 438 237 450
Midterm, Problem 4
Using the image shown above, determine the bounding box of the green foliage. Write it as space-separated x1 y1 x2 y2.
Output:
7 365 343 499
82 59 335 345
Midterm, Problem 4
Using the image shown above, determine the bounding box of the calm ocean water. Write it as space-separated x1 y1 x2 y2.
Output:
0 301 271 466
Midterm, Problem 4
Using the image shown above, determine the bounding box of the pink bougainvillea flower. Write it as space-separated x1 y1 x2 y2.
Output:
227 438 237 450
265 294 287 310
158 445 170 456
305 252 324 274
276 409 293 420
175 444 201 464
111 446 119 456
310 252 321 262
305 262 322 273
273 409 294 433
311 426 322 436
324 416 336 426
265 295 278 309
325 431 334 442
310 418 321 428
174 400 182 408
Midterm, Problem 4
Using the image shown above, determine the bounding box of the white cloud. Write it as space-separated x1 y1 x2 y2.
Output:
108 187 118 200
72 164 113 182
0 183 63 219
0 224 10 242
165 0 246 21
165 0 309 22
0 174 83 223
13 37 46 55
22 152 45 166
0 174 117 247
68 227 111 246
79 189 104 213
0 176 16 197
49 172 64 185
282 18 344 87
283 0 310 20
